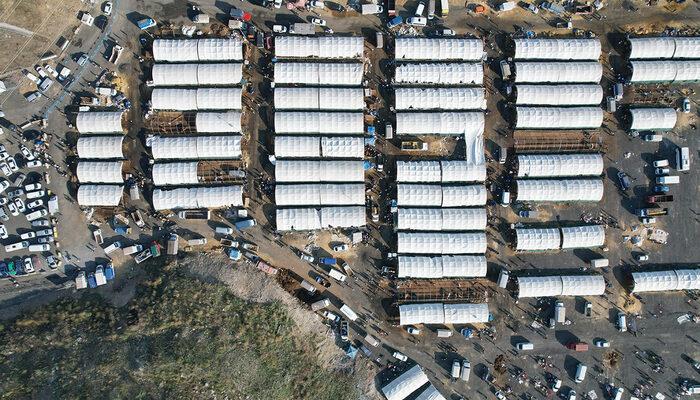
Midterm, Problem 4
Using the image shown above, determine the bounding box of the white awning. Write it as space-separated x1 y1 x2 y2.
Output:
152 162 199 186
630 60 700 83
276 183 364 206
274 112 364 134
516 107 603 129
276 208 321 231
275 136 321 158
76 161 123 183
77 184 123 207
152 186 243 210
517 154 604 177
150 136 241 159
514 38 601 60
320 206 365 228
397 232 487 254
395 38 484 61
397 208 486 231
381 365 430 400
152 38 243 62
396 161 441 183
76 112 123 134
514 62 603 83
151 63 242 86
415 386 446 400
632 269 700 293
395 88 486 110
274 87 364 110
628 37 700 59
560 225 605 249
275 160 364 182
629 108 677 131
516 179 603 202
274 62 363 85
195 112 242 133
394 63 483 85
517 275 605 298
274 36 364 59
443 303 490 324
516 228 561 251
398 303 489 325
396 112 484 136
398 255 487 278
76 136 124 159
515 85 603 105
151 88 242 110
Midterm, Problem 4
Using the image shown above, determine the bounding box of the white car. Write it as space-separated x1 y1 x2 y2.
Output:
44 65 58 78
392 351 408 362
332 243 349 252
35 228 53 237
7 201 19 216
24 183 41 191
26 160 43 168
20 146 35 161
103 1 113 15
46 255 59 270
321 310 340 322
31 219 50 228
26 199 44 209
299 253 314 263
594 339 610 348
13 197 25 212
0 224 7 239
0 179 9 193
20 231 36 239
26 190 45 199
407 17 427 26
0 151 9 161
272 24 287 33
6 157 18 172
551 378 562 392
7 189 23 198
0 207 8 221
26 208 48 221
23 257 35 273
406 327 421 335
310 18 326 26
37 236 54 244
641 217 656 225
0 162 11 176
310 0 325 7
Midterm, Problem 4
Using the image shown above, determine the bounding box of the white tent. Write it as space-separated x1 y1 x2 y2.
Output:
441 160 486 183
197 38 243 61
77 184 123 206
150 136 241 159
275 160 364 182
320 206 365 228
151 162 200 186
397 184 442 206
274 112 364 134
276 208 321 231
517 154 604 177
630 60 700 83
396 161 442 183
151 88 242 110
152 38 243 62
195 112 242 133
394 63 483 85
152 39 199 62
76 136 124 159
398 303 490 325
321 137 365 158
275 136 321 158
517 275 605 298
443 303 490 324
516 107 603 129
632 269 700 293
397 208 487 231
274 87 364 110
514 62 603 83
152 186 243 210
274 62 363 85
151 63 242 86
414 386 446 400
398 255 487 278
629 108 677 131
628 37 700 59
396 112 484 136
76 112 124 134
76 161 123 183
397 232 487 254
516 179 603 202
515 85 603 105
515 228 561 251
274 36 364 59
276 183 364 206
560 225 605 249
514 38 601 60
381 365 430 400
395 88 486 110
395 38 483 61
441 185 487 206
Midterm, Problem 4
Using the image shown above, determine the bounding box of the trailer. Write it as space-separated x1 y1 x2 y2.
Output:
386 0 396 16
361 4 383 14
256 260 279 275
636 208 668 217
109 44 123 63
567 342 589 352
93 229 104 245
646 195 673 203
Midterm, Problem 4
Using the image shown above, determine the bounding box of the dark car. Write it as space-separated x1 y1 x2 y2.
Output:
315 275 331 288
0 262 7 277
325 1 346 11
617 172 631 191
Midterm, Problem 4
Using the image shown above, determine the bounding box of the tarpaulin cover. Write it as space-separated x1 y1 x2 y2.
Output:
395 38 483 61
152 38 243 62
275 160 364 182
628 37 700 59
514 38 601 60
150 136 241 159
275 183 365 206
395 88 486 110
76 136 124 159
517 275 605 298
632 269 700 293
151 162 199 186
397 208 486 231
629 108 677 131
517 154 604 177
276 208 321 230
274 87 364 110
76 161 123 183
515 106 603 129
151 63 242 86
195 112 242 133
515 85 603 105
274 36 364 59
77 184 123 206
381 365 430 400
516 179 603 202
151 88 242 110
414 385 446 400
515 228 561 251
76 112 123 133
398 255 487 278
560 225 605 249
630 60 700 83
394 63 483 85
152 186 243 210
514 62 603 83
274 112 364 134
396 112 484 135
397 232 487 254
274 62 363 85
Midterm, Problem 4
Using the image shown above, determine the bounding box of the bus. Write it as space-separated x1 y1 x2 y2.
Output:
676 146 690 171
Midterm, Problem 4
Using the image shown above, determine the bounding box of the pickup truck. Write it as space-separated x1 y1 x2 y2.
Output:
646 194 673 203
108 44 123 63
636 207 668 217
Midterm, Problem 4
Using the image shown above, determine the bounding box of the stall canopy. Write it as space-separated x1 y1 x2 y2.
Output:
415 386 446 400
396 161 485 183
514 38 601 60
195 112 242 133
397 184 487 207
396 112 484 136
76 161 123 183
394 62 484 85
397 208 487 231
628 37 700 59
151 63 243 86
395 38 484 61
151 88 242 110
514 62 603 83
76 136 124 159
517 154 604 177
152 38 243 62
630 60 700 83
515 85 603 105
275 160 364 182
275 183 365 206
274 87 364 110
151 162 200 186
399 303 490 325
77 184 123 207
561 225 605 249
629 108 677 131
381 365 430 400
394 88 486 110
150 136 241 159
398 255 487 278
274 62 363 85
76 112 124 134
274 36 364 59
516 107 603 129
516 179 604 202
515 228 561 251
517 275 605 298
274 112 364 134
397 232 487 254
632 269 700 293
275 206 365 231
152 186 243 210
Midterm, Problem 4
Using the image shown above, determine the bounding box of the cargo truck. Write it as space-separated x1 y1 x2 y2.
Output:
386 0 396 16
311 298 331 311
361 4 383 14
646 194 673 203
636 207 668 217
95 265 107 286
656 176 679 184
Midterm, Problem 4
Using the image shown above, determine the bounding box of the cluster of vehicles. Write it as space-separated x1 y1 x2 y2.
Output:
0 254 60 277
75 264 115 289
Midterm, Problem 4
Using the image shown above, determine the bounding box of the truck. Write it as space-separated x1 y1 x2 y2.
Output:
386 0 396 16
256 260 278 275
95 266 107 286
656 176 679 184
93 229 104 245
439 0 448 16
319 257 337 265
554 301 565 324
137 18 156 30
311 298 331 311
178 210 210 220
104 264 115 280
636 207 668 217
289 23 315 35
75 271 88 289
193 13 210 23
235 219 256 230
499 59 512 79
541 1 565 14
300 280 317 293
48 194 59 215
590 258 609 268
340 304 358 321
361 4 383 14
108 44 123 63
131 210 145 228
167 234 179 255
567 342 589 352
123 244 143 256
646 194 673 203
328 268 347 282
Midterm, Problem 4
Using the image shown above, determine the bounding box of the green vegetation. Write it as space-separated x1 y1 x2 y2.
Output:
0 261 358 400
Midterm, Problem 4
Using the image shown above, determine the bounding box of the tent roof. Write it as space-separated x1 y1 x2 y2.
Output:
396 184 487 207
399 255 487 278
517 154 604 178
632 269 700 293
397 232 487 255
275 160 364 182
274 87 364 110
76 161 123 184
630 60 700 83
152 186 243 210
274 62 363 85
275 207 365 231
516 179 603 202
514 38 601 60
151 162 200 186
628 37 700 59
629 108 677 131
152 38 243 62
515 85 603 106
394 88 486 110
396 112 484 136
517 275 605 298
381 365 430 400
516 228 561 251
274 36 364 59
77 184 123 206
514 62 602 83
394 62 483 85
195 112 241 133
151 88 242 110
414 385 446 400
150 136 241 160
516 106 603 129
397 208 487 231
76 112 123 134
151 63 242 86
560 225 605 249
395 38 483 61
76 136 124 159
275 184 365 206
274 112 365 134
398 303 490 325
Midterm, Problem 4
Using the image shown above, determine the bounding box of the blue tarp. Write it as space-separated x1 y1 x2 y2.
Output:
345 345 358 359
104 265 115 280
229 248 241 261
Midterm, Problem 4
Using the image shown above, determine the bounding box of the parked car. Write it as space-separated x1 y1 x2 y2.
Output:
272 24 287 33
0 162 11 176
641 217 656 225
23 257 35 273
31 219 50 227
653 185 670 193
407 16 427 26
0 207 8 221
37 236 54 244
0 197 6 206
6 157 18 172
26 160 43 168
35 228 53 237
635 253 649 262
594 339 610 348
24 183 41 191
7 201 19 216
0 224 7 239
321 310 340 322
0 179 8 193
20 146 35 161
551 378 562 392
653 159 669 168
617 172 631 191
26 199 43 209
46 255 59 270
19 231 36 240
13 173 26 187
103 1 113 15
332 243 349 252
655 167 670 175
642 134 663 142
682 97 691 113
339 320 349 341
406 326 421 335
299 252 314 263
310 17 326 26
13 197 25 212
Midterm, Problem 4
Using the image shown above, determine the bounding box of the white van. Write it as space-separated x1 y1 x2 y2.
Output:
340 304 358 321
501 191 510 207
407 17 427 26
122 244 143 256
328 268 347 282
393 351 408 362
310 298 330 311
103 241 121 255
617 312 627 332
300 280 317 293
574 363 587 383
437 329 452 338
461 360 471 381
5 241 29 252
652 159 669 168
656 176 679 184
415 1 426 15
215 226 234 235
516 342 534 351
451 360 461 379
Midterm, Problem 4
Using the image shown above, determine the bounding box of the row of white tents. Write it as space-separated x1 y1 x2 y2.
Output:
396 160 486 183
627 37 700 83
514 153 604 202
515 225 605 251
399 303 490 325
